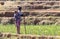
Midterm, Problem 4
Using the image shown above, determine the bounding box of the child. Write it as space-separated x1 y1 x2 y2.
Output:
14 6 23 34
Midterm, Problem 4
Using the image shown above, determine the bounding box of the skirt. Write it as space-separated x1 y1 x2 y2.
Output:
16 20 20 27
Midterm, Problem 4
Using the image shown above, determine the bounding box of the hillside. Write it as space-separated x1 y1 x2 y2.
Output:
0 1 60 25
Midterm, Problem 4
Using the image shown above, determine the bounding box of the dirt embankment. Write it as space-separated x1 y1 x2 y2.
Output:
0 32 60 39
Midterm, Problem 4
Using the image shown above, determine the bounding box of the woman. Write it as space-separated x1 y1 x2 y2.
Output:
14 6 23 34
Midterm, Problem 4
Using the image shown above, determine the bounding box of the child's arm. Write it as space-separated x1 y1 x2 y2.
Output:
14 14 16 21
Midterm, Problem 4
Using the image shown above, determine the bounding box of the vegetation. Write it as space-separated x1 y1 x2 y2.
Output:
0 24 60 36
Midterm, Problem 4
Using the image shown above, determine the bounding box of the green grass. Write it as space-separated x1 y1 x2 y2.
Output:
0 24 60 36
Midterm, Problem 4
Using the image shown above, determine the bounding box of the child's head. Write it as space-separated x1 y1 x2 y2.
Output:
17 6 22 11
15 11 18 14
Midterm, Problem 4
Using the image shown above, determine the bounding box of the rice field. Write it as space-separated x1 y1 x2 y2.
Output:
0 24 60 36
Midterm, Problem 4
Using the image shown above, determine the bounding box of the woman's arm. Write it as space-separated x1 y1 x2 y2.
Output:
18 12 23 16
